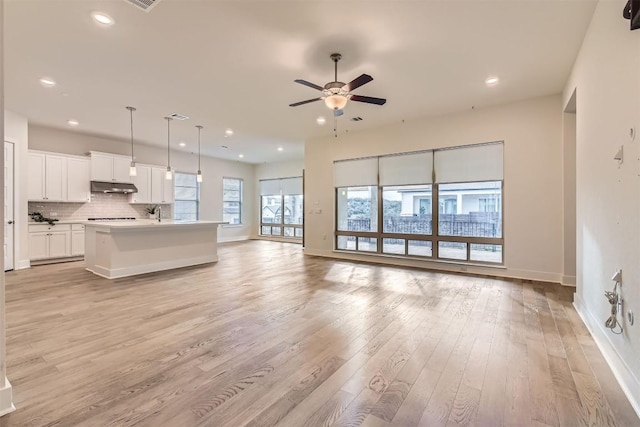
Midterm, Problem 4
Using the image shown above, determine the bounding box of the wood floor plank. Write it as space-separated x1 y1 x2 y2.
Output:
0 241 636 427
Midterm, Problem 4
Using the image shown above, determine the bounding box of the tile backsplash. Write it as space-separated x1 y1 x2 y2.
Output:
28 193 172 221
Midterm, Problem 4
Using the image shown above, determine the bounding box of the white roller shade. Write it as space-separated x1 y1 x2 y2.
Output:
260 179 281 195
434 143 503 183
281 177 303 195
333 157 378 187
379 151 433 186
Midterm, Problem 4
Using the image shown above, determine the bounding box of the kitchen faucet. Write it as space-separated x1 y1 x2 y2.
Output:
156 205 162 223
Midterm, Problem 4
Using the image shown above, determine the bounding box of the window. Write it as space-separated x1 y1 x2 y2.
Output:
334 143 503 264
173 172 199 221
223 177 243 225
259 177 303 238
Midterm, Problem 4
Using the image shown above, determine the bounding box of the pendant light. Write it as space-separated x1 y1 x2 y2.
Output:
126 106 137 176
165 117 173 180
196 125 203 183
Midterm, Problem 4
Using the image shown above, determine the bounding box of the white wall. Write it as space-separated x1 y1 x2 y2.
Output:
0 0 16 415
564 0 640 414
305 95 563 282
4 111 28 270
28 125 255 242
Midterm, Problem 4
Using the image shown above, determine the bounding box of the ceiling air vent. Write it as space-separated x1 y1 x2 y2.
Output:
124 0 161 13
167 112 189 121
350 117 363 122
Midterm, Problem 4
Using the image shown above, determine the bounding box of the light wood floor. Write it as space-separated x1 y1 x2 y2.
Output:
1 241 637 426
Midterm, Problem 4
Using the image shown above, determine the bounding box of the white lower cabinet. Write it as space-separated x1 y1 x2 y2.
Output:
71 224 85 256
29 223 85 261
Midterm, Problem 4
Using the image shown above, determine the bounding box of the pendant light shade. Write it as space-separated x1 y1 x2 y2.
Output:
196 125 203 183
127 106 137 176
165 117 173 180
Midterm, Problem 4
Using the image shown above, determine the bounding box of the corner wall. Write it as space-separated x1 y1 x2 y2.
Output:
304 95 564 282
564 0 640 414
0 0 16 416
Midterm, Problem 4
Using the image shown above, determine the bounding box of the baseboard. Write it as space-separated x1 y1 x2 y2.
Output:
218 235 250 243
302 248 562 284
86 255 218 279
253 236 302 244
15 259 30 270
562 274 576 287
0 377 14 417
573 294 640 419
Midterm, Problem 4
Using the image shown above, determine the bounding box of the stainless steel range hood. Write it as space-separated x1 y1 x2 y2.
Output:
90 181 138 194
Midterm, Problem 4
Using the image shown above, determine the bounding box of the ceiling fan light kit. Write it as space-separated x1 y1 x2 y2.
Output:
289 52 386 115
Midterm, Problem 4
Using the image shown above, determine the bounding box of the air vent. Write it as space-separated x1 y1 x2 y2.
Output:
350 117 363 122
167 113 189 121
124 0 161 12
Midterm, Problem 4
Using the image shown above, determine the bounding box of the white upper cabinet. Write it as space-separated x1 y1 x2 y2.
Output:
28 152 46 200
151 167 174 204
67 157 90 202
90 153 113 181
113 157 132 183
29 150 90 203
44 154 67 201
28 151 68 202
90 152 132 183
129 165 151 204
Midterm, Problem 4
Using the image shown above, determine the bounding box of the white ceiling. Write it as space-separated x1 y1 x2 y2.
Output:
5 0 597 164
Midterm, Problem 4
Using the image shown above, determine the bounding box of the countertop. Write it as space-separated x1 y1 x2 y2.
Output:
83 220 227 231
28 219 87 225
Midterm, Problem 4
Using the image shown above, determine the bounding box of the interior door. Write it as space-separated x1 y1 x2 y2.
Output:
4 142 14 271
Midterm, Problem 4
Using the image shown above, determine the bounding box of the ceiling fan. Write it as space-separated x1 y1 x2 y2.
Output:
289 53 386 116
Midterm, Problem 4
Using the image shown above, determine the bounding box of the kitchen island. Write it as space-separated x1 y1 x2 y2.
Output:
84 220 226 279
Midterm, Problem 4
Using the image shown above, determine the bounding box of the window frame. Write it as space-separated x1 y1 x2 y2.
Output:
333 143 504 266
173 171 200 221
259 192 303 239
222 177 243 226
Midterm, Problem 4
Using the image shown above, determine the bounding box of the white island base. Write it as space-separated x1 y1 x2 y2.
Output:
84 221 226 279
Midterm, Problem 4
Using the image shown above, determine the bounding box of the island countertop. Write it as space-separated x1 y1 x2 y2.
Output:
83 220 227 231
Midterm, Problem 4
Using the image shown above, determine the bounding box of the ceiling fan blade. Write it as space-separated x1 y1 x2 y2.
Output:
334 109 344 117
343 74 373 92
289 97 323 107
350 94 387 105
294 79 324 91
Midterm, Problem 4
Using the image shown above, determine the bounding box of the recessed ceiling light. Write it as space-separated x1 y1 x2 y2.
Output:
225 129 234 136
39 78 56 88
67 119 79 127
238 154 244 158
316 116 326 125
485 76 499 86
91 11 114 26
179 142 186 147
277 147 283 152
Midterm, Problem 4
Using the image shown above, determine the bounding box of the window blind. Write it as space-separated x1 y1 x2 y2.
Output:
434 142 503 183
259 179 281 196
333 157 378 187
280 177 303 195
379 151 433 186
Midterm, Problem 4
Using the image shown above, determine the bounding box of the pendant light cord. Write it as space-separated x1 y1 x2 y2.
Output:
126 106 136 162
130 109 134 159
166 117 172 168
196 125 202 170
